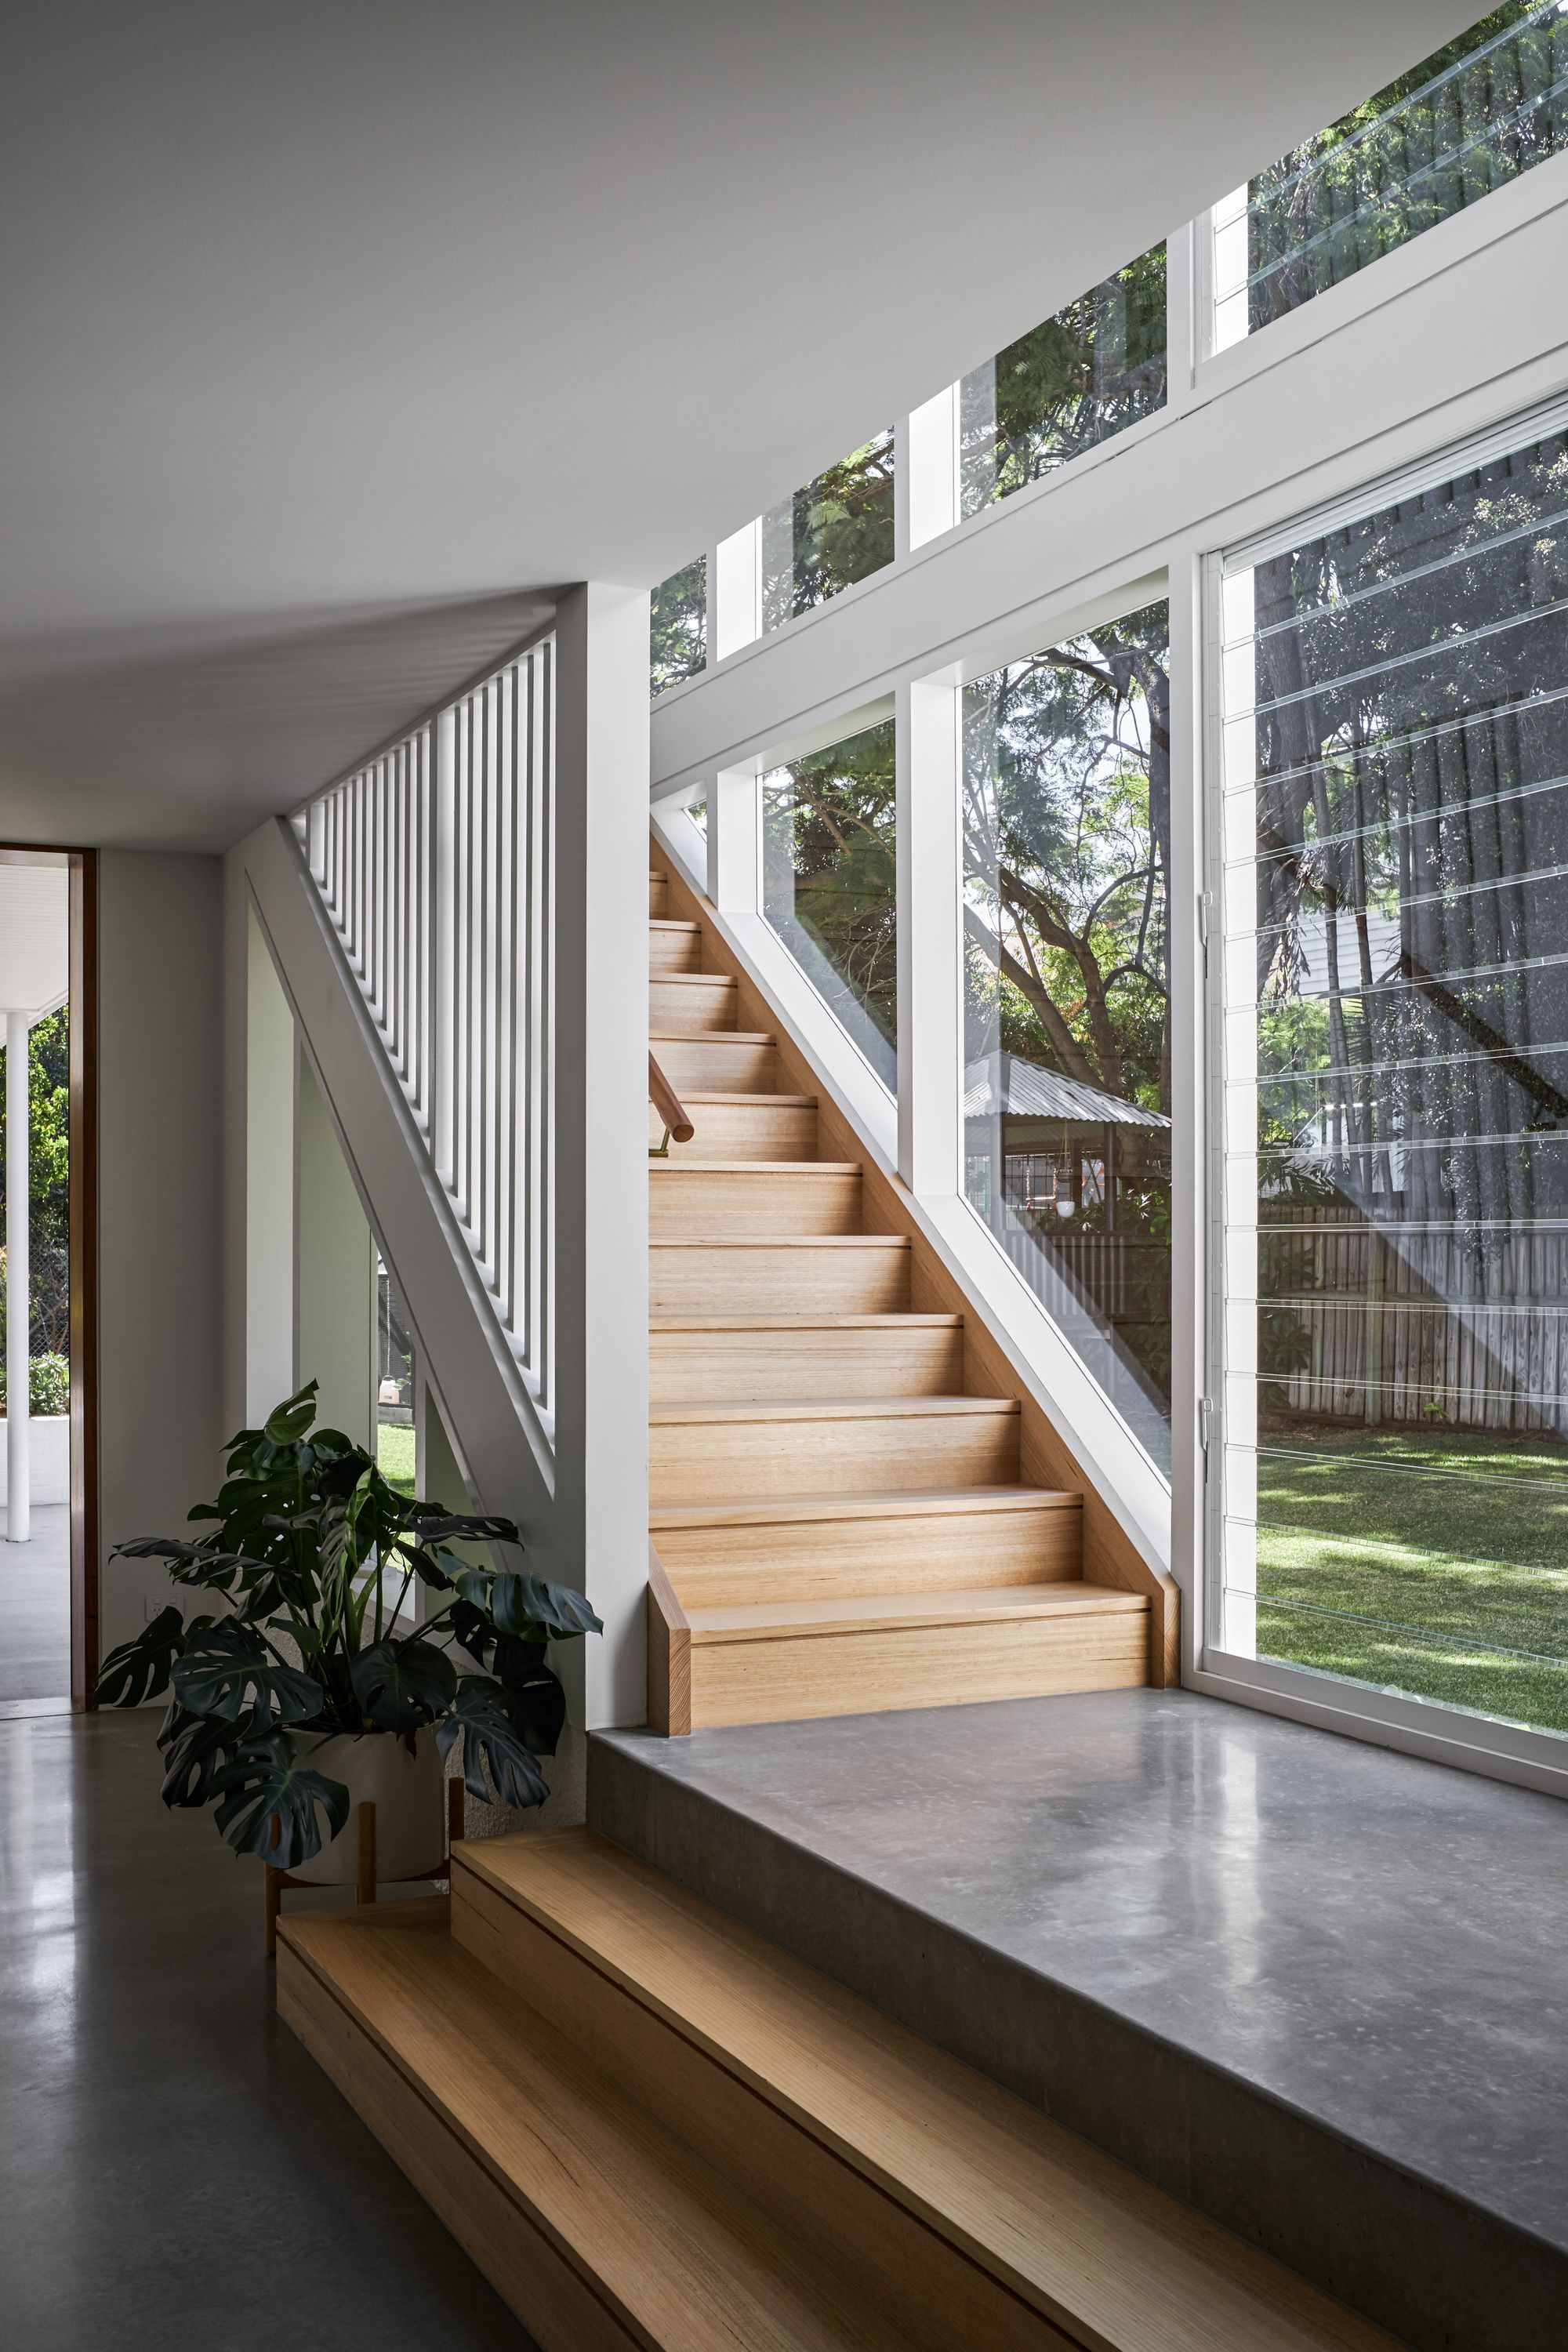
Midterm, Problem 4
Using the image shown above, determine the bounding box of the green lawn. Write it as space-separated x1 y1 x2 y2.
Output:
376 1418 416 1498
1256 1425 1568 1734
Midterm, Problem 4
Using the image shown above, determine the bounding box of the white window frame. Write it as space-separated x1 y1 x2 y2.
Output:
1189 393 1568 1803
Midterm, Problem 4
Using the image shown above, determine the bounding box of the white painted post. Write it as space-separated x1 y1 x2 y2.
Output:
553 585 652 1730
712 521 762 662
1209 186 1251 356
899 387 960 555
244 907 297 1425
896 677 964 1196
5 1007 30 1542
1163 220 1200 413
707 761 763 916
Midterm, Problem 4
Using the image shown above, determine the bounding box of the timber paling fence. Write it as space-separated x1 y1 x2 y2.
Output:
1259 1204 1568 1435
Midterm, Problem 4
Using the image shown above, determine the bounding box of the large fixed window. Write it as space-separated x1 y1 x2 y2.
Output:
960 244 1167 516
761 718 897 1090
761 434 895 632
1216 417 1568 1740
963 604 1172 1463
1214 3 1568 348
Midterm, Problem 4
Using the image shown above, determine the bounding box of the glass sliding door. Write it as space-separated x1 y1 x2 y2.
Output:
1215 419 1568 1740
962 603 1173 1466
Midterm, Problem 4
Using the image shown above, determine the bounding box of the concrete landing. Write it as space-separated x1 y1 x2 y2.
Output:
590 1688 1568 2352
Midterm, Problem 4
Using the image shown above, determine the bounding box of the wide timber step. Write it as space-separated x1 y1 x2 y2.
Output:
648 1093 819 1160
649 1483 1083 1598
648 1161 861 1237
681 1582 1149 1724
648 866 669 916
649 1312 964 1404
650 971 737 1033
650 1031 781 1091
276 1899 916 2352
649 1234 911 1314
649 1393 1020 1504
428 1828 1398 2352
648 916 704 974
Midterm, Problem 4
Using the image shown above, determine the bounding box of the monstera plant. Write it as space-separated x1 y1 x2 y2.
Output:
96 1383 600 1871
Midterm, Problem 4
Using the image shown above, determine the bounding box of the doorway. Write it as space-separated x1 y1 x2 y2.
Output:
0 848 96 1715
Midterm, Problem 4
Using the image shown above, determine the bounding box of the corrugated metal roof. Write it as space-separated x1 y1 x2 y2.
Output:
963 1052 1170 1128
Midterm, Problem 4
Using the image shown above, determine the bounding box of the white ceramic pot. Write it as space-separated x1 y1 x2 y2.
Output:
288 1728 445 1886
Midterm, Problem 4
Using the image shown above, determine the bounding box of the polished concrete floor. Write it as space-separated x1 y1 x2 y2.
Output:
0 1503 71 1704
0 1708 537 2350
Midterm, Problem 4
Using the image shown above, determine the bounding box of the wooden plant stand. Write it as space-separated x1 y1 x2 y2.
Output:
265 1777 465 1955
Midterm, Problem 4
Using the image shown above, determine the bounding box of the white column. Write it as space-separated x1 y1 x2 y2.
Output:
711 521 762 662
6 1007 31 1542
554 584 652 1729
898 386 960 555
896 677 964 1196
707 761 763 916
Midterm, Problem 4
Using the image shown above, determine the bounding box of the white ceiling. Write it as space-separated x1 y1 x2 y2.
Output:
0 1 1477 853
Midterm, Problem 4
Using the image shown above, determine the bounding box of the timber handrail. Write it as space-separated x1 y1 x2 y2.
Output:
648 1051 695 1157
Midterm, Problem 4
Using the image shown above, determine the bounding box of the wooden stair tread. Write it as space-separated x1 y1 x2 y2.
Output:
279 1903 912 2352
651 1028 776 1045
688 1582 1146 1639
649 1484 1080 1529
652 971 733 986
455 1832 1398 2352
649 1160 858 1176
649 1233 908 1250
649 1312 960 1331
649 1394 1018 1426
664 1091 819 1107
649 917 701 932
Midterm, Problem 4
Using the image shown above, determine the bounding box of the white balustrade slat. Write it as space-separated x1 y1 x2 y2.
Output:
292 643 555 1419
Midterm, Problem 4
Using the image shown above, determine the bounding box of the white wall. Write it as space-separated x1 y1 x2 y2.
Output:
97 850 224 1659
295 1051 375 1449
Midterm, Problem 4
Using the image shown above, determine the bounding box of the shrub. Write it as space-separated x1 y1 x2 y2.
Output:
0 1351 70 1415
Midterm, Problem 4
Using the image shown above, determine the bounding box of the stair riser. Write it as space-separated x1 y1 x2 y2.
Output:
649 1169 861 1239
650 1243 910 1315
650 978 735 1033
690 1610 1149 1728
650 1323 964 1406
450 1867 1057 2352
650 1036 779 1091
649 1410 1019 1503
655 1502 1083 1603
648 927 703 975
648 1102 818 1160
648 876 668 917
278 1951 633 2352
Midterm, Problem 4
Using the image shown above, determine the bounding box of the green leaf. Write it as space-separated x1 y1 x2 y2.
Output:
171 1622 322 1725
96 1606 185 1708
349 1637 457 1736
446 1609 566 1754
436 1678 551 1808
455 1566 602 1642
212 1731 350 1870
157 1705 249 1807
264 1382 319 1445
410 1509 522 1545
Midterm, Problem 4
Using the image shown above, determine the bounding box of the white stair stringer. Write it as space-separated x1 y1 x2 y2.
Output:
240 816 558 1548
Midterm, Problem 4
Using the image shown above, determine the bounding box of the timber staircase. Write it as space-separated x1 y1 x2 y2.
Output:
645 858 1163 1732
277 1829 1398 2352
